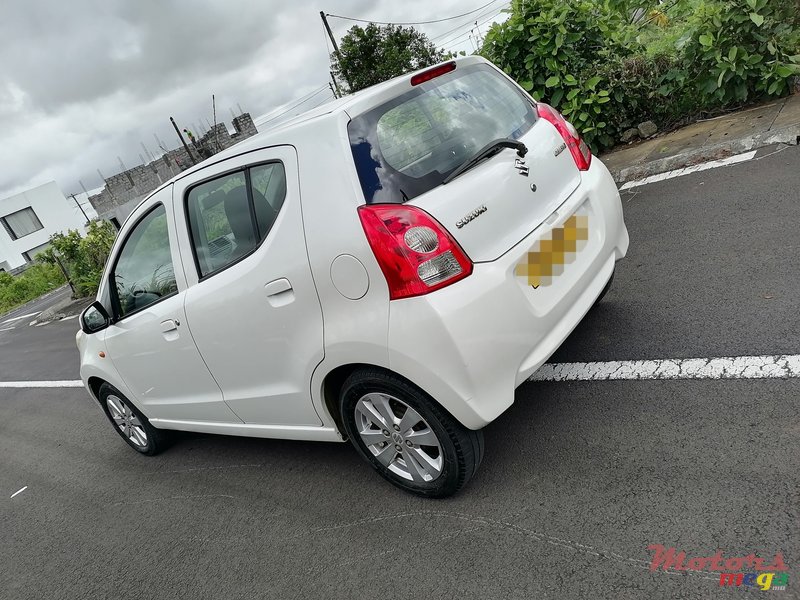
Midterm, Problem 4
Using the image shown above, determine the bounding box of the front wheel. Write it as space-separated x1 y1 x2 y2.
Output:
339 368 484 498
98 383 169 456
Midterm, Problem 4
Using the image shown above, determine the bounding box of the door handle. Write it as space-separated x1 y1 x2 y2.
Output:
264 278 294 308
264 278 292 297
160 319 180 333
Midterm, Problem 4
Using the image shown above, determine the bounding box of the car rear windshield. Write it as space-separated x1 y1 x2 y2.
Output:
348 62 538 204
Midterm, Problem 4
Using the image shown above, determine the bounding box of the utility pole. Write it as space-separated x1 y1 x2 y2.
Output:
212 94 220 152
329 81 338 99
70 194 90 224
330 71 343 98
170 117 198 165
321 11 352 92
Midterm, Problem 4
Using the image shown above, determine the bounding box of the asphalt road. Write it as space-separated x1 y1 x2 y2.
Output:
2 146 799 599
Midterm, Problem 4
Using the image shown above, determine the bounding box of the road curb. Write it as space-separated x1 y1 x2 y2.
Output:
608 124 800 185
0 284 70 323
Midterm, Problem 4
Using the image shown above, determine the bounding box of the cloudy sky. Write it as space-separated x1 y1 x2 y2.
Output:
0 0 509 201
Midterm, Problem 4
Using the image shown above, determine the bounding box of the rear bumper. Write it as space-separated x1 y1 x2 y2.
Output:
386 157 628 429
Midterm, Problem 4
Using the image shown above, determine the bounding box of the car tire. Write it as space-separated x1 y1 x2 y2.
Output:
339 368 484 498
98 383 169 456
592 271 614 308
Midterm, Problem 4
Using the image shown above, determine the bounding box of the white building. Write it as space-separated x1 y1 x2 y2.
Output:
0 181 93 272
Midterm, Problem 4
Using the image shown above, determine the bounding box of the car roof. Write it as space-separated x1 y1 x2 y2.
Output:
124 55 489 222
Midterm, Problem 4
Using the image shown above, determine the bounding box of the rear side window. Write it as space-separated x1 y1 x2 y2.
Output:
348 62 537 204
186 162 285 278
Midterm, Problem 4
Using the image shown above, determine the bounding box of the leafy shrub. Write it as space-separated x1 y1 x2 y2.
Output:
678 0 800 105
482 0 639 150
40 220 117 297
480 0 799 150
0 264 65 314
599 53 697 131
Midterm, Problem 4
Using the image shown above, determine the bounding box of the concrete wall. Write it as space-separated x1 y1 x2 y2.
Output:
0 181 89 270
89 113 258 224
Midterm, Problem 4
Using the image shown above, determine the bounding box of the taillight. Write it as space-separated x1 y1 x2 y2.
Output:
536 103 592 171
410 61 456 86
358 204 473 300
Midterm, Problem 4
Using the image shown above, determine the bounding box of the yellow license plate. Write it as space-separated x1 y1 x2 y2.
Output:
515 214 589 289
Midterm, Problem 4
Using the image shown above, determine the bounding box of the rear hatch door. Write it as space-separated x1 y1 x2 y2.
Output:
347 57 580 263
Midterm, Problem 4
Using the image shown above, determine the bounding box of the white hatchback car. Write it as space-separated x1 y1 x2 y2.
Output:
78 56 628 497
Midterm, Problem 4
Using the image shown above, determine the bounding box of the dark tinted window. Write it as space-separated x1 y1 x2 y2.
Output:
348 63 537 204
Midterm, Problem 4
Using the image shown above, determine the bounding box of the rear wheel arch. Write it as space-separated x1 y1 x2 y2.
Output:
321 363 462 436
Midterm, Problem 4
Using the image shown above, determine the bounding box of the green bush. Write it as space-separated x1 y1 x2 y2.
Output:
480 0 800 150
481 0 639 150
40 220 117 297
0 264 66 314
678 0 800 105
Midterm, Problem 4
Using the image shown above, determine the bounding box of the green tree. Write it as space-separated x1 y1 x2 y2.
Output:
331 23 450 92
40 220 117 297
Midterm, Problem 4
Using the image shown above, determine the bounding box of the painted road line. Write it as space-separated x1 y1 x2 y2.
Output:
2 355 798 389
10 486 28 499
0 380 83 388
619 151 757 191
2 311 41 324
530 354 800 382
0 327 15 332
59 315 79 321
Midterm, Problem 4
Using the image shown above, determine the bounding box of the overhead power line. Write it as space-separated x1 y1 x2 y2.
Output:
325 0 498 26
430 0 506 42
439 6 510 50
258 86 331 127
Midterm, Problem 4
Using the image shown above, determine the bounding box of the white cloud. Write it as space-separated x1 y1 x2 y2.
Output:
0 0 508 199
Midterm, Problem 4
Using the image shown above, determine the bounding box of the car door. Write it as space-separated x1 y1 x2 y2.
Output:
173 146 325 426
102 186 241 423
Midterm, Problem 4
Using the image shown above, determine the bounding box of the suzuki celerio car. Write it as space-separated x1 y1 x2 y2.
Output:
78 56 629 497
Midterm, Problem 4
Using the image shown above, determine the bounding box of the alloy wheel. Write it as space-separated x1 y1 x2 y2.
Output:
354 392 444 483
106 394 148 448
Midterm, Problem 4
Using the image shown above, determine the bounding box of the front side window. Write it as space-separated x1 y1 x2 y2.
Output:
1 207 44 240
112 204 177 318
186 162 286 278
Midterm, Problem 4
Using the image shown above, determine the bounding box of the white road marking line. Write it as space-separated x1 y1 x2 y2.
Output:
0 380 83 388
59 315 79 321
530 354 800 382
0 327 15 332
620 151 757 190
10 486 28 498
2 311 41 324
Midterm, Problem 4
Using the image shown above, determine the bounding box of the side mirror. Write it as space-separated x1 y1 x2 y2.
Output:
80 301 111 334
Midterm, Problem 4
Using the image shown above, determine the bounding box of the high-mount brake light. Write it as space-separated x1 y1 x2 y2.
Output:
410 62 457 86
358 204 472 300
535 103 592 171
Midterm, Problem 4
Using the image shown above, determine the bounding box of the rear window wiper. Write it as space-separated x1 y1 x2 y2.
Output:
442 138 528 185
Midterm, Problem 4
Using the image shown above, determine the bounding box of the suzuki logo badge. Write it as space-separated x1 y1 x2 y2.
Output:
514 158 529 176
